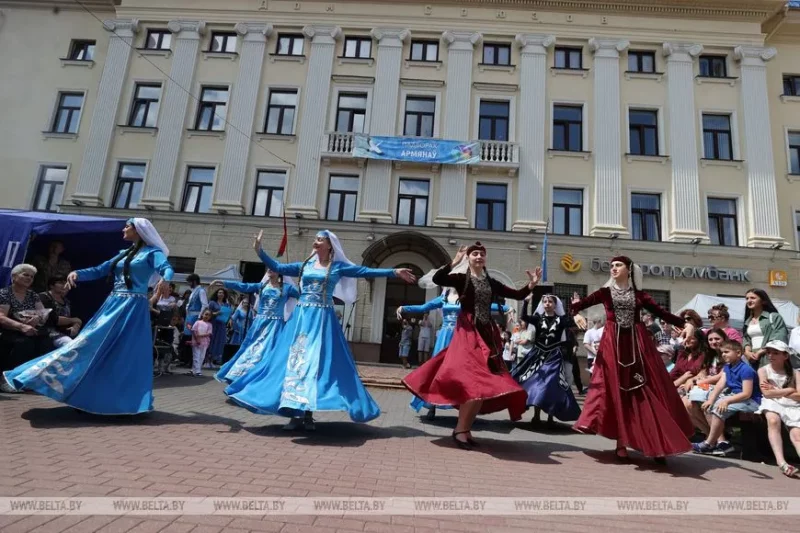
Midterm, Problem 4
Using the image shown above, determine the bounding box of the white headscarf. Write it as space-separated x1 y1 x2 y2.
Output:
534 294 566 317
418 257 468 289
254 271 298 321
315 230 357 304
130 218 169 287
603 259 643 291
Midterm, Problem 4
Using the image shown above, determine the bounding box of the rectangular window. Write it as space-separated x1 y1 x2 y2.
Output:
194 87 228 131
209 32 237 53
554 47 582 69
181 167 215 214
112 163 146 209
702 114 733 160
32 166 67 212
631 193 661 242
478 100 510 141
645 289 671 311
335 93 368 133
554 283 587 316
475 183 507 231
264 89 298 135
628 51 655 73
403 97 435 137
343 37 371 58
326 175 359 222
51 92 84 134
784 75 800 96
67 39 95 61
482 43 511 66
552 188 583 236
410 40 438 62
629 109 659 156
699 55 727 78
796 212 800 250
397 179 430 226
789 131 800 175
707 198 738 247
168 256 197 274
145 29 171 50
552 105 583 152
252 170 285 217
276 34 304 56
128 83 161 128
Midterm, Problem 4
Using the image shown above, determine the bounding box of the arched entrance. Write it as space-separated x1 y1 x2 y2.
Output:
361 231 451 364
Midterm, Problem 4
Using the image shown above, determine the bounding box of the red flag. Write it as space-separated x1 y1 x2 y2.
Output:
277 206 288 257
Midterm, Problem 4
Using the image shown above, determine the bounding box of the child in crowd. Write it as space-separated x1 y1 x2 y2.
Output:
693 340 762 456
188 309 213 377
399 319 412 369
757 340 800 478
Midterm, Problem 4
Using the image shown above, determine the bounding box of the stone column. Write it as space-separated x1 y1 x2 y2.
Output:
212 22 272 214
433 30 481 228
287 25 341 219
71 19 139 207
662 42 706 242
589 38 628 237
734 45 783 247
140 20 205 210
512 34 555 232
359 28 410 223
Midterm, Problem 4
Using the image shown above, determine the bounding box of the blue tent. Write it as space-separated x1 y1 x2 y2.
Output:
0 210 127 321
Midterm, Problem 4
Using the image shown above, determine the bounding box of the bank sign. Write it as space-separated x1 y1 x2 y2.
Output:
591 259 751 283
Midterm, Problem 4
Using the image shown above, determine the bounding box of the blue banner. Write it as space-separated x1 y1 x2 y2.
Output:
352 135 480 165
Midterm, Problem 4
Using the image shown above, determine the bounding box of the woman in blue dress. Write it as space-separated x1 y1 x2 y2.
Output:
229 229 416 430
207 289 232 367
2 218 173 415
213 270 299 384
229 300 256 346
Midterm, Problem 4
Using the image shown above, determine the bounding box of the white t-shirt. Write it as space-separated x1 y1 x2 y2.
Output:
583 327 604 358
790 326 800 355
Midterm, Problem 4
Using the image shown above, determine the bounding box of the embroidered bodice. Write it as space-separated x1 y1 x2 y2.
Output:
75 246 173 294
222 280 299 320
472 274 493 324
570 287 684 329
610 286 636 328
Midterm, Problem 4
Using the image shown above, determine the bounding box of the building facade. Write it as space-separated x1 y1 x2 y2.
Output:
1 0 800 361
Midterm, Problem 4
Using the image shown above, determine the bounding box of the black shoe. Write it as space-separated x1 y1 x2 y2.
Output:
283 417 303 431
689 432 707 444
425 407 436 421
452 431 472 450
303 412 315 431
654 457 667 466
466 432 480 448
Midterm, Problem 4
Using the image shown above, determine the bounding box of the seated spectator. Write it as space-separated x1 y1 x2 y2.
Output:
156 283 178 312
655 319 673 346
705 304 743 343
583 317 603 373
0 264 56 377
31 240 71 293
641 310 660 337
756 340 800 478
693 340 761 456
680 309 704 330
38 275 82 347
671 329 708 392
743 288 788 368
683 328 728 439
787 316 800 367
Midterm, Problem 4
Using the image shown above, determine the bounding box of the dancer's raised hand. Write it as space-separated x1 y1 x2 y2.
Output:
253 230 263 252
396 307 404 321
451 246 467 267
571 292 581 306
66 271 78 290
678 322 695 343
525 266 542 288
574 314 588 330
395 268 417 284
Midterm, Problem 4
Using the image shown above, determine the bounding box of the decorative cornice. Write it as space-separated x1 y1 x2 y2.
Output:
371 28 411 45
515 34 556 53
662 42 703 58
733 45 777 64
103 19 139 36
589 38 629 56
303 25 342 42
234 22 273 41
442 30 482 50
167 20 206 37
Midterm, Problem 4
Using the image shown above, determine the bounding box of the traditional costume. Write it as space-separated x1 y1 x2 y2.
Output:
214 276 298 384
229 230 398 424
570 256 693 457
512 295 581 422
3 218 173 415
229 303 255 346
402 242 529 421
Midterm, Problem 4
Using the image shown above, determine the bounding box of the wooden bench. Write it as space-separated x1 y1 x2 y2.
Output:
726 412 799 463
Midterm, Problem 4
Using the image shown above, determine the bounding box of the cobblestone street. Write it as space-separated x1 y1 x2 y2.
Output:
1 368 798 533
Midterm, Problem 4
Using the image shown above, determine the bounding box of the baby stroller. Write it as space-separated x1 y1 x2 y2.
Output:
152 311 178 377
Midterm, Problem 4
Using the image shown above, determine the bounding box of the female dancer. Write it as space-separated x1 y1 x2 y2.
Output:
3 218 173 414
207 288 232 367
229 230 416 429
512 294 583 426
570 256 695 463
213 269 298 384
403 243 537 449
229 299 255 346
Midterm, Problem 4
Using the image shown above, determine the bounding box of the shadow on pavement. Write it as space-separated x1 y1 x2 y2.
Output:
245 422 429 447
153 373 217 389
19 406 245 433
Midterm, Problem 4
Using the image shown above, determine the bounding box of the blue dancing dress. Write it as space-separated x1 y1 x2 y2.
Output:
183 287 207 336
215 281 299 384
229 306 255 345
228 249 396 423
208 301 232 363
4 246 173 414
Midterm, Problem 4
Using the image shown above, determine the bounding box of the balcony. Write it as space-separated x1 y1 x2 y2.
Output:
321 132 359 166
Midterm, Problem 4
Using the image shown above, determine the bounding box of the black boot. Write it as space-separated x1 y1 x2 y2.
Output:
425 407 436 421
303 411 315 431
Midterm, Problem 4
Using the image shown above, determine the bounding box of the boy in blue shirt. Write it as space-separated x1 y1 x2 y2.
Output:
693 340 762 455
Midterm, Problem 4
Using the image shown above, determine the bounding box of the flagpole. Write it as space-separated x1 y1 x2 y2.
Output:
541 218 549 284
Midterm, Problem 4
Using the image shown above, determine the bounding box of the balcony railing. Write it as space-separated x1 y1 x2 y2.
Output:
479 140 518 165
324 132 355 155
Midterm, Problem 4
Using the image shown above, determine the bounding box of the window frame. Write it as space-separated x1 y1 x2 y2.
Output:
630 192 662 242
67 39 96 61
194 86 229 132
127 82 162 128
342 36 372 59
554 283 587 316
50 91 85 134
554 46 583 70
32 165 68 212
783 75 800 97
181 166 216 214
209 31 238 54
334 91 369 133
701 113 734 161
396 178 430 227
263 88 299 135
552 187 584 236
409 40 439 62
628 108 660 156
698 55 728 78
795 210 800 251
477 99 511 142
474 182 508 232
788 129 800 175
111 162 147 210
627 50 656 73
275 34 305 56
482 43 512 66
706 197 739 247
403 96 436 138
144 29 171 50
325 174 360 222
552 103 584 152
252 169 287 218
645 289 671 311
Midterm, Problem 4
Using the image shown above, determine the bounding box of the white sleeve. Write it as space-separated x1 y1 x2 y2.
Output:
199 288 209 308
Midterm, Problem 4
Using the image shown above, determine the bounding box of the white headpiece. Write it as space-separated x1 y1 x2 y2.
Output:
130 218 169 287
418 257 467 289
603 258 643 290
534 294 566 317
255 270 298 321
316 230 357 304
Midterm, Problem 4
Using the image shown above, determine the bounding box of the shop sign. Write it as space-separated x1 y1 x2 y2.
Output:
769 270 788 287
560 254 581 273
590 258 751 283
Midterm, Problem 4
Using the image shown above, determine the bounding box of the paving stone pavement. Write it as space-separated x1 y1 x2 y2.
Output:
1 370 798 533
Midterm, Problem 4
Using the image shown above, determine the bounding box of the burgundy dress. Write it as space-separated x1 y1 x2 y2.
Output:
571 287 693 456
402 264 530 420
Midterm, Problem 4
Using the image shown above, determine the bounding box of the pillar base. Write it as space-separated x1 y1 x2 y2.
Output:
357 211 393 224
432 215 470 229
667 230 709 244
747 235 787 248
511 220 548 233
589 225 629 238
138 198 174 211
68 193 105 208
211 203 245 216
285 205 320 220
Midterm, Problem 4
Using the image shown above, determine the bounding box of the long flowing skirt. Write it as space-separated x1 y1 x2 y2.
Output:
3 293 155 415
215 317 283 384
208 320 227 359
402 314 527 421
409 325 456 412
228 305 380 423
574 323 693 457
512 345 581 422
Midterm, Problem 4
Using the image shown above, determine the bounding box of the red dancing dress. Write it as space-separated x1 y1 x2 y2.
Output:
402 264 529 420
571 287 693 456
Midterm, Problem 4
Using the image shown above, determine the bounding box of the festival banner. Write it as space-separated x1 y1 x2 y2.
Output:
352 135 480 165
